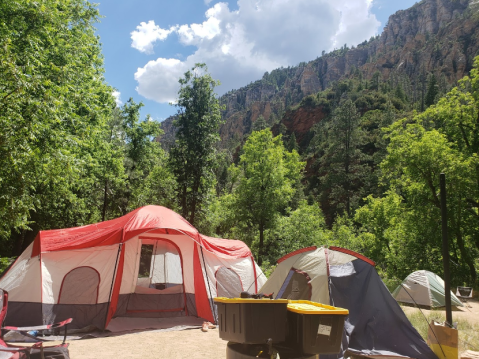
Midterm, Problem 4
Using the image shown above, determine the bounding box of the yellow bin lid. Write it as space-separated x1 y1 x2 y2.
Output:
287 300 349 315
214 297 289 304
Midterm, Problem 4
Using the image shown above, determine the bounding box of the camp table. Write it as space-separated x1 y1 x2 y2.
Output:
214 297 289 344
285 300 349 354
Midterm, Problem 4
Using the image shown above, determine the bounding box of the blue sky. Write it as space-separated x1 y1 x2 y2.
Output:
95 0 419 122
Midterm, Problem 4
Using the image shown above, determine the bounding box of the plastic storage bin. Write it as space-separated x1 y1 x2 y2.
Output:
214 297 289 344
285 301 349 355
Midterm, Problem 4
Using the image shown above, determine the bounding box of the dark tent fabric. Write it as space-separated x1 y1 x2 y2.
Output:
325 260 437 359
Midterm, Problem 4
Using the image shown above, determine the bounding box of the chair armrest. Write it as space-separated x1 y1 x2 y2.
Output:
3 318 72 332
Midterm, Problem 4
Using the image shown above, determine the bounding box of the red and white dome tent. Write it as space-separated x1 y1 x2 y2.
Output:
0 205 265 330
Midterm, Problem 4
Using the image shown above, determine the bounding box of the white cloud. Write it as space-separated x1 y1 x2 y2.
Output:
131 20 177 54
112 91 122 106
134 0 380 104
135 58 187 103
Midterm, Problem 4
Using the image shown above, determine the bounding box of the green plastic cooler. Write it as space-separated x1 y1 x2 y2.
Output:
214 297 289 344
285 301 349 355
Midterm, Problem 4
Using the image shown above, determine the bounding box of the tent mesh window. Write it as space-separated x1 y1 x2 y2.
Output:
138 244 154 279
276 268 311 300
216 267 243 298
58 266 100 304
150 240 183 290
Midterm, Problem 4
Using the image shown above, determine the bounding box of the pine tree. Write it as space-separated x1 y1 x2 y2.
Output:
425 74 438 107
169 64 223 226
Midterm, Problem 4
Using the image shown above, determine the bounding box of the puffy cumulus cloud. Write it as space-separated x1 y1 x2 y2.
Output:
134 0 380 104
131 20 177 54
135 58 187 103
332 0 380 48
177 4 224 45
112 91 123 106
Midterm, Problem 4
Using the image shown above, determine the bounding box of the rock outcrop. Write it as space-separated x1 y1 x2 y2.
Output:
160 0 479 149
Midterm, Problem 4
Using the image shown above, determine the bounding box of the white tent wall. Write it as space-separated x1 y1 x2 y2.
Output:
119 236 141 295
41 244 120 304
200 245 265 298
259 252 303 296
294 249 328 303
260 248 330 303
327 249 357 266
0 242 41 302
393 271 432 306
39 244 121 329
393 270 463 307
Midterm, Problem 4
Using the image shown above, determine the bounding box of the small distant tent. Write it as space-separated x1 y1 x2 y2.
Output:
0 206 265 330
392 270 463 308
260 246 437 359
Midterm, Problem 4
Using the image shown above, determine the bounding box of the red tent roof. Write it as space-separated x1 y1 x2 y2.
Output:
31 205 252 258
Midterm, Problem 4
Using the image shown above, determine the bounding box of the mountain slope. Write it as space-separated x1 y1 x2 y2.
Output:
160 0 479 148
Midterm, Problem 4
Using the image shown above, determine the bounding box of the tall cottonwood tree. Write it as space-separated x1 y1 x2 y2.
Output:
169 64 223 226
228 129 304 265
0 0 118 254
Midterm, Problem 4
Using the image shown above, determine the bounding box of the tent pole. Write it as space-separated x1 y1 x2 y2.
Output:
200 246 216 324
104 243 123 330
440 173 453 326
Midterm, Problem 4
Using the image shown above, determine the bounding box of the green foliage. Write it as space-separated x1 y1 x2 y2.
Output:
252 115 268 131
169 63 223 226
314 98 368 220
425 74 439 107
0 0 118 254
216 129 305 265
0 257 15 274
263 201 327 263
354 58 479 284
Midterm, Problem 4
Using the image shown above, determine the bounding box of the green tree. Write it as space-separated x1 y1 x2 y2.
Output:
381 122 476 282
118 99 175 213
228 129 304 265
286 132 299 152
252 115 268 131
425 74 438 107
169 64 223 226
315 98 367 221
0 0 117 254
265 201 327 262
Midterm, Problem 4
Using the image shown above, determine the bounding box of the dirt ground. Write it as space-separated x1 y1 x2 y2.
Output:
401 298 479 324
40 327 227 359
19 299 479 359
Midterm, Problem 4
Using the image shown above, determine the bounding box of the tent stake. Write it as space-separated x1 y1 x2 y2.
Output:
440 173 453 326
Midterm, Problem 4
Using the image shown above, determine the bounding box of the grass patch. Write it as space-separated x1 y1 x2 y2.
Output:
404 307 479 353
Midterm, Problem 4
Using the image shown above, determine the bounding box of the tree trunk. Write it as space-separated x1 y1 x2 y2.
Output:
258 224 264 266
181 184 188 220
189 180 200 226
102 179 108 222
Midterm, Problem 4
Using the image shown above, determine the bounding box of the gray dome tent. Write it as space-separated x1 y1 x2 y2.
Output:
392 270 463 308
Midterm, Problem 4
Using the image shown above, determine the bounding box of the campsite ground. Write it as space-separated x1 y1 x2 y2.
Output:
402 298 479 353
401 297 479 325
53 328 227 358
24 299 479 358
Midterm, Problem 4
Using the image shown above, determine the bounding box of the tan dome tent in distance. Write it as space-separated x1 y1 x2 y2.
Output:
392 270 463 308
